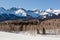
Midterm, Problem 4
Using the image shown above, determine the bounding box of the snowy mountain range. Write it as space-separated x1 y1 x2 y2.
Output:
0 7 60 21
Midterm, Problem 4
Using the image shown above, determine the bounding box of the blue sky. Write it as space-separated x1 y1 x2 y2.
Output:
0 0 60 10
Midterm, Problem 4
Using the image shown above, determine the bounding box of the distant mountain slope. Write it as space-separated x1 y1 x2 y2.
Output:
0 7 60 21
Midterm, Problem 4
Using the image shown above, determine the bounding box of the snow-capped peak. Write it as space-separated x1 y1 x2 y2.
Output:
40 11 48 15
46 8 53 12
15 8 27 16
53 10 60 15
53 10 60 13
32 8 40 14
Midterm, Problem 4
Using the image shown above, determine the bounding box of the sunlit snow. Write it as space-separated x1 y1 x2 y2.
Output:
0 31 60 40
15 9 26 16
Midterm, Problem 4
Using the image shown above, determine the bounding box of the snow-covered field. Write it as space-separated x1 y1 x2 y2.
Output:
0 31 60 40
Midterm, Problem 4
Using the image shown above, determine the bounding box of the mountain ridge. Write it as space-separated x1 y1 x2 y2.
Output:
0 7 60 21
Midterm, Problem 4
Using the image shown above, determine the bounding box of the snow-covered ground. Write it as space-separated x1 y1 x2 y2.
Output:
0 31 60 40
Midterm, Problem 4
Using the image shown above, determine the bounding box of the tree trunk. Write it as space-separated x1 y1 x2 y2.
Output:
37 29 40 34
42 27 46 34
